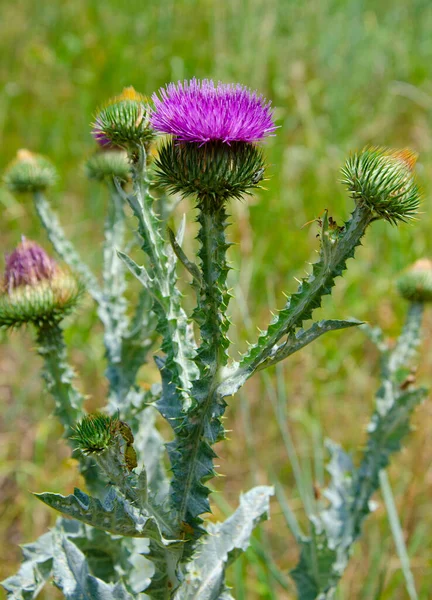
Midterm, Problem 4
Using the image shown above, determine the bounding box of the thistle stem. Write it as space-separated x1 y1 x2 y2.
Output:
35 322 84 438
35 323 104 494
239 204 374 375
172 201 231 540
127 146 197 406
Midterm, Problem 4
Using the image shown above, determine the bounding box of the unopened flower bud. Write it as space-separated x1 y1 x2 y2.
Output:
397 259 432 303
341 147 421 224
4 150 57 193
72 413 119 455
92 87 154 148
85 149 130 182
0 239 82 328
72 413 137 471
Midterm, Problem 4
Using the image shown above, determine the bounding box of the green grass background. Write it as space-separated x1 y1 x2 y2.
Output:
1 0 432 598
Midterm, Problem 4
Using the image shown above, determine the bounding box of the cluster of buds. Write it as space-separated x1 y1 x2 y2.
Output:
0 239 81 329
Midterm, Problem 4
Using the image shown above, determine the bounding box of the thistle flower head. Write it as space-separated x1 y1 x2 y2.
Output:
397 259 432 303
152 79 274 205
4 149 57 193
341 147 421 224
85 149 130 182
4 238 57 292
92 86 154 148
0 239 82 329
151 78 276 144
72 413 119 455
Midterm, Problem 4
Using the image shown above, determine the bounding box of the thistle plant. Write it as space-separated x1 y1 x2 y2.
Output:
0 79 423 599
283 259 431 599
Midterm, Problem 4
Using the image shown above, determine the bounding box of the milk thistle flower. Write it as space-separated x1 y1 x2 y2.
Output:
0 239 82 328
92 87 154 149
152 78 276 206
341 147 421 224
397 258 432 303
4 149 57 193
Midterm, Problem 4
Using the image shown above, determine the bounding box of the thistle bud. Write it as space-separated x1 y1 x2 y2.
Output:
85 149 130 182
4 150 57 193
72 413 137 471
341 147 421 224
92 87 154 149
72 413 119 455
397 259 432 303
0 239 82 329
151 79 275 207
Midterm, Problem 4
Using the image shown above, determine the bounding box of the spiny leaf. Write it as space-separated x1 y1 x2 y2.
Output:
169 205 232 540
239 206 373 374
34 487 179 546
1 531 54 600
52 531 135 600
174 486 274 600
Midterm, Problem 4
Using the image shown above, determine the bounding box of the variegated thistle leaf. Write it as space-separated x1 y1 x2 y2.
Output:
174 486 274 599
34 487 180 547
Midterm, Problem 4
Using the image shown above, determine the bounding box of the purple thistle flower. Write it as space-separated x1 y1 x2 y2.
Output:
151 78 276 144
4 238 57 293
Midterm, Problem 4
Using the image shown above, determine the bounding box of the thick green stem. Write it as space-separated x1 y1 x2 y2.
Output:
193 203 231 378
127 147 197 408
36 322 84 438
35 323 104 494
33 192 102 302
387 301 423 375
169 201 231 547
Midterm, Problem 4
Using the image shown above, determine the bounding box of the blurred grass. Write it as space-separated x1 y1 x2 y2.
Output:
1 0 432 598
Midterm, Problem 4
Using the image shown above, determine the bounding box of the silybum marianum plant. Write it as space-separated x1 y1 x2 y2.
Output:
0 79 422 599
278 258 432 600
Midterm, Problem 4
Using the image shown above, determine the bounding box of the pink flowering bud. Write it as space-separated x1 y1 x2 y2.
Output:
4 238 57 293
0 239 82 329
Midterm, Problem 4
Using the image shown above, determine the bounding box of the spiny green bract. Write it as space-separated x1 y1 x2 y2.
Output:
0 272 82 329
92 87 155 148
341 147 421 224
72 413 120 455
397 258 432 303
85 149 130 182
4 149 57 193
154 140 265 206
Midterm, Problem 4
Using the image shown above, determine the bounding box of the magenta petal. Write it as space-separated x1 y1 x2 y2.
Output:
151 78 276 144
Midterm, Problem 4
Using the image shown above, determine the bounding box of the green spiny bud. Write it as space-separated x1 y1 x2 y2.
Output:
72 414 137 471
154 140 266 208
72 413 119 455
92 87 154 149
85 149 130 182
4 149 57 193
0 239 82 329
397 259 432 303
341 147 421 224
